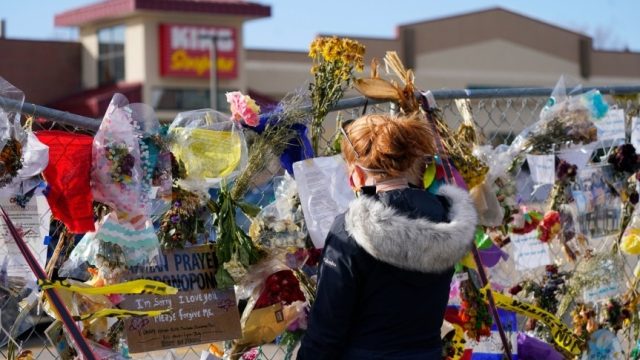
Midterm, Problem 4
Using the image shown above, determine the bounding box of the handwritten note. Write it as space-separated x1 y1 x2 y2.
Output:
122 245 241 353
583 281 620 303
293 156 355 248
631 117 640 151
526 154 555 185
557 144 593 169
0 194 50 282
511 232 551 271
597 108 625 142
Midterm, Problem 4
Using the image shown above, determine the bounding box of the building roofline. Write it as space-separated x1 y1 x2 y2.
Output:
316 33 397 41
0 37 78 46
398 7 590 40
55 0 270 27
247 48 306 54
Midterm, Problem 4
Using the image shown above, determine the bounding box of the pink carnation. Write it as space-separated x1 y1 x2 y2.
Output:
226 91 261 127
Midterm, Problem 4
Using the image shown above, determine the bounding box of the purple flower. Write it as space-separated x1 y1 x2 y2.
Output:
173 200 182 208
170 214 180 224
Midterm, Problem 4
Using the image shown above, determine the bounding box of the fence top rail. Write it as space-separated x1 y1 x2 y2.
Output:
1 85 639 132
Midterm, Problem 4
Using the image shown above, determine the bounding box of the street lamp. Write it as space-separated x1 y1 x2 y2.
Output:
198 33 231 111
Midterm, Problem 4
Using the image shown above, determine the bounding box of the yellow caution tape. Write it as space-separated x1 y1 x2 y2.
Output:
38 279 178 296
74 308 171 322
485 290 584 356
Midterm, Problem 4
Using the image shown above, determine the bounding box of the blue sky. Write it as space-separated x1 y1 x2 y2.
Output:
1 0 639 52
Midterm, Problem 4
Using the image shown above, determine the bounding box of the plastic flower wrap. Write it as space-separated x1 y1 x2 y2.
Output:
249 175 307 249
169 108 248 192
581 329 623 360
92 94 155 227
228 259 308 359
0 77 28 189
511 77 603 157
68 94 164 270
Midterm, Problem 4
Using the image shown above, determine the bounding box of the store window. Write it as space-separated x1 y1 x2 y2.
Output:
152 88 230 111
97 25 125 85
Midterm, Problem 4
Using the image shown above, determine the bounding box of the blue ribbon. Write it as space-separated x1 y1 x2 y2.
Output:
244 109 314 176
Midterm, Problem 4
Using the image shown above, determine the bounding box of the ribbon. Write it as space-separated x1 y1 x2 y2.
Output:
484 290 584 356
74 308 171 322
38 279 178 296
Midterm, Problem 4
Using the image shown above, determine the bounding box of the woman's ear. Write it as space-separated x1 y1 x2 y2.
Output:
350 165 367 190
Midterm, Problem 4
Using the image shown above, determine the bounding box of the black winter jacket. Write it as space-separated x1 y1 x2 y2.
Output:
297 185 477 360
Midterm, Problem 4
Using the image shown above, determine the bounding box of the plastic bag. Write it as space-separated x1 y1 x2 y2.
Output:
169 109 248 190
17 132 48 180
0 77 27 150
0 78 28 189
510 76 604 156
230 258 308 357
249 174 307 249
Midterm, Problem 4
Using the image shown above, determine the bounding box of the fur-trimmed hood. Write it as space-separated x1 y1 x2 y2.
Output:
344 185 477 273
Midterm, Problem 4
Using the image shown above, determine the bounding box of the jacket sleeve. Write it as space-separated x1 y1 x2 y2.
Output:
297 226 361 360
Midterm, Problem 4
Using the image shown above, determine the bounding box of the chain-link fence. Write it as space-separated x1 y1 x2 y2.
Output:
1 86 640 359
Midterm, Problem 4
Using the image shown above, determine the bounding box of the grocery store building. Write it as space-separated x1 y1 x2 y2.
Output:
0 1 639 121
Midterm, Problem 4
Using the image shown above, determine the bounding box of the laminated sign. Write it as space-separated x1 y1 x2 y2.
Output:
121 244 241 353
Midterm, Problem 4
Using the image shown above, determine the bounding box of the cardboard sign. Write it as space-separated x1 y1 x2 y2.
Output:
159 24 238 79
122 245 241 353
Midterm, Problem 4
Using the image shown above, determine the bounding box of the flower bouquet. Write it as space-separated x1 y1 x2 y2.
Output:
0 78 27 189
308 36 365 152
227 259 308 360
249 175 307 249
168 108 248 192
511 77 605 157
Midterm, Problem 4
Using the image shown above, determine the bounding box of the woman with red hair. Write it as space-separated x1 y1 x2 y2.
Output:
298 114 477 360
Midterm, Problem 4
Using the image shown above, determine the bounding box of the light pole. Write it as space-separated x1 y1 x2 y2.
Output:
199 33 231 111
199 34 218 111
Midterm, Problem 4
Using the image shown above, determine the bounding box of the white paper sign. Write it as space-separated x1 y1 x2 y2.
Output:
511 232 551 271
293 156 355 248
0 194 50 284
526 154 555 184
597 108 625 142
631 117 640 151
583 281 620 303
557 144 593 169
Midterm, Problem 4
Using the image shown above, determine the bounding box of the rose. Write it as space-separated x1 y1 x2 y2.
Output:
226 91 261 126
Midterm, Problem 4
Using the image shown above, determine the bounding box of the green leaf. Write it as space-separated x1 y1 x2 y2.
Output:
237 201 261 218
215 268 235 289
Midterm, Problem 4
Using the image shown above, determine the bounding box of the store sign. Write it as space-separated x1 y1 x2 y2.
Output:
159 24 238 79
122 245 241 353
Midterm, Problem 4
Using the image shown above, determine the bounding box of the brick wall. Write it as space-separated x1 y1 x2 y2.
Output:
0 38 82 105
